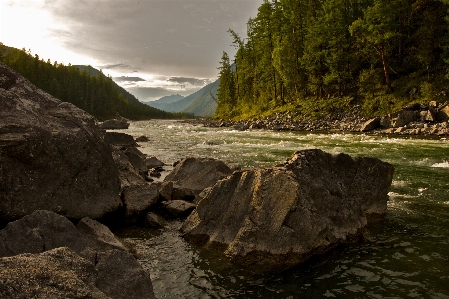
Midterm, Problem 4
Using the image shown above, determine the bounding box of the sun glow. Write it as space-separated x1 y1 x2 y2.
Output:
0 1 96 66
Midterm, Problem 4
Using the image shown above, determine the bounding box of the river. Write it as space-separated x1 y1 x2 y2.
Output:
114 119 449 299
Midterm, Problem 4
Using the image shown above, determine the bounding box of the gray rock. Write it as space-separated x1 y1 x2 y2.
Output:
0 210 85 258
124 147 148 175
77 217 127 253
0 210 157 299
172 187 196 201
0 247 110 299
164 157 232 198
436 105 449 122
0 210 125 260
135 135 149 142
394 110 418 127
122 184 159 223
157 181 173 201
96 249 156 299
145 212 166 228
99 119 130 129
146 156 165 168
104 132 137 147
181 149 394 270
395 127 406 133
163 200 196 218
0 63 121 225
420 109 436 122
112 150 146 189
360 117 381 131
380 115 393 128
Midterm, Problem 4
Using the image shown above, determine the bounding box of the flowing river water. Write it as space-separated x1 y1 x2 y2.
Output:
114 119 449 299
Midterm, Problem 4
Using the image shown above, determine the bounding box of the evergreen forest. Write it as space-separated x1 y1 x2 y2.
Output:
0 44 191 121
216 0 449 119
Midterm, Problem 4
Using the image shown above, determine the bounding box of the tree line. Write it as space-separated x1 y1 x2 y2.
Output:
216 0 449 119
0 44 191 120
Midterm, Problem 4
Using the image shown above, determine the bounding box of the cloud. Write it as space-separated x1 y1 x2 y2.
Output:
113 76 145 82
126 86 197 102
101 63 130 70
38 0 261 78
168 77 211 86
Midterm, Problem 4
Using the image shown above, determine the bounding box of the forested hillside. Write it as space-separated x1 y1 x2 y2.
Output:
181 79 219 117
0 44 190 120
216 0 449 119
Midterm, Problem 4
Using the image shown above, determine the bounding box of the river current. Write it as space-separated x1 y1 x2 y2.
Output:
114 119 449 299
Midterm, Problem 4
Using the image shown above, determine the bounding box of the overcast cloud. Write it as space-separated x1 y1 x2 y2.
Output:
0 0 261 101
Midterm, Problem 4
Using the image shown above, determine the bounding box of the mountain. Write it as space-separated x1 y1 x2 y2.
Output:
145 79 219 117
144 94 185 110
181 79 219 117
74 65 141 106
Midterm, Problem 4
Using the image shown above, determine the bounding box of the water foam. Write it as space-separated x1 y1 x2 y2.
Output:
431 161 449 168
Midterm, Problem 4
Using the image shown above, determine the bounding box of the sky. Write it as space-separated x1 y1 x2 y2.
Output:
0 0 261 101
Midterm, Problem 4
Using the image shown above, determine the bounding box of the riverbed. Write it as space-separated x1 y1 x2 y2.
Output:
115 119 449 298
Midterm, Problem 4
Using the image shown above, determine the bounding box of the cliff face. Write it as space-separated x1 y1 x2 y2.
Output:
0 63 121 226
181 149 394 271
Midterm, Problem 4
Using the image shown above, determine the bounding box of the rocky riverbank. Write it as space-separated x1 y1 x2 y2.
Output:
193 102 449 136
0 62 397 297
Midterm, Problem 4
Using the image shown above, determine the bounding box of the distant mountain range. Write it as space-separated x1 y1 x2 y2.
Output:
144 94 184 111
143 79 219 117
76 64 218 117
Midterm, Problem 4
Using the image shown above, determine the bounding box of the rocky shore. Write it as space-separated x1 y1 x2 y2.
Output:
194 102 449 136
1 62 396 297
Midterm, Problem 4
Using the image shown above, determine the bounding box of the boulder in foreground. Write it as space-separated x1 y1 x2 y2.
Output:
0 247 109 299
0 63 121 226
181 149 394 270
0 210 156 299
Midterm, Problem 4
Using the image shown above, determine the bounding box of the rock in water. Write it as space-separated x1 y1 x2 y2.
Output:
99 118 130 129
164 157 233 199
0 63 121 225
181 149 394 270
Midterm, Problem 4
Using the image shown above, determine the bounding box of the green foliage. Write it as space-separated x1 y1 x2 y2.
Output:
0 44 190 121
215 0 449 120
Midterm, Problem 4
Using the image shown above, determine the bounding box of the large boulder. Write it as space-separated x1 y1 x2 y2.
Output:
0 210 156 299
380 109 420 128
0 210 85 257
437 105 449 122
164 157 233 199
104 132 137 148
181 149 394 270
122 184 159 224
99 118 130 129
0 63 121 226
0 247 110 299
95 249 156 299
0 210 124 260
360 117 380 132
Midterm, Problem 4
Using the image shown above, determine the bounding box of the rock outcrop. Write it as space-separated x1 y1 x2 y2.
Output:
103 131 164 224
0 210 156 299
0 247 110 299
0 63 121 226
164 157 233 200
99 118 130 130
181 149 394 270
